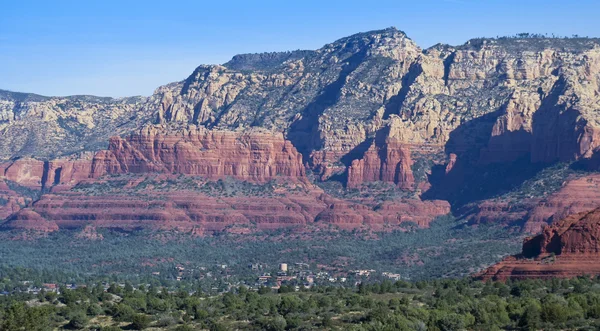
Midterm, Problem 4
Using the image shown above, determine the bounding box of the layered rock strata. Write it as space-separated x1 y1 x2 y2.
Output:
0 128 449 233
0 126 306 188
0 175 450 234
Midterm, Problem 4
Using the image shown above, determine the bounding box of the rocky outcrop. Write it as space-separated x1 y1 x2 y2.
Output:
0 210 59 232
478 208 600 280
0 91 148 160
0 180 31 220
0 127 308 232
0 126 306 187
0 154 99 190
347 138 414 189
315 198 449 230
0 158 46 189
524 174 600 232
3 30 600 181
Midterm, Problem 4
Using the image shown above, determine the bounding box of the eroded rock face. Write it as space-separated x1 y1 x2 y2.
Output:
1 210 59 233
522 208 600 257
93 126 306 182
478 208 600 281
0 158 45 189
347 138 414 189
0 126 306 187
0 180 31 220
5 29 599 189
0 127 308 232
315 198 449 230
0 91 148 160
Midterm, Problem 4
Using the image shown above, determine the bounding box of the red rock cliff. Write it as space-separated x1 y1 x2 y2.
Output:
0 126 306 189
91 126 305 182
347 138 414 189
0 126 451 234
465 173 600 232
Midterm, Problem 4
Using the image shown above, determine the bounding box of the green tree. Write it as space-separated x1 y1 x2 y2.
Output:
1 303 53 331
436 313 467 331
130 313 152 330
258 286 271 295
519 301 542 331
256 314 287 331
111 303 135 322
541 295 569 324
66 312 89 329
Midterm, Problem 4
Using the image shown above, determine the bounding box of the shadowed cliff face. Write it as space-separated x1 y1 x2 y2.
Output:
2 28 600 234
147 29 600 198
287 48 369 161
421 108 541 208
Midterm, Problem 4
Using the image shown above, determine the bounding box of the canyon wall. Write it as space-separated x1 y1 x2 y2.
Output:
4 29 600 186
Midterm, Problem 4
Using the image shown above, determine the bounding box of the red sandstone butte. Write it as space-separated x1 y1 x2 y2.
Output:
347 139 414 189
478 208 600 281
0 125 306 189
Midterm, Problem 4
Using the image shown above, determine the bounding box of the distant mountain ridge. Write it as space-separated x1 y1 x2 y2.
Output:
223 50 317 71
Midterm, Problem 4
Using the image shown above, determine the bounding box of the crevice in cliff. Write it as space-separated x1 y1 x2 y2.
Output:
41 161 50 191
339 128 389 167
382 62 423 119
442 52 456 86
546 232 563 255
53 168 62 185
376 127 392 180
192 101 204 125
340 138 374 167
181 66 207 96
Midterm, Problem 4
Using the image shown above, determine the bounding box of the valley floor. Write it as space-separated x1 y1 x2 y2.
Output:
0 215 522 288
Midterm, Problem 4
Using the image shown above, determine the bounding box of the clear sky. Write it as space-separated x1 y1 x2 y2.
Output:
1 0 599 97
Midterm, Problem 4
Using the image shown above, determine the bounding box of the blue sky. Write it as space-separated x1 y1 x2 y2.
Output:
1 0 599 97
